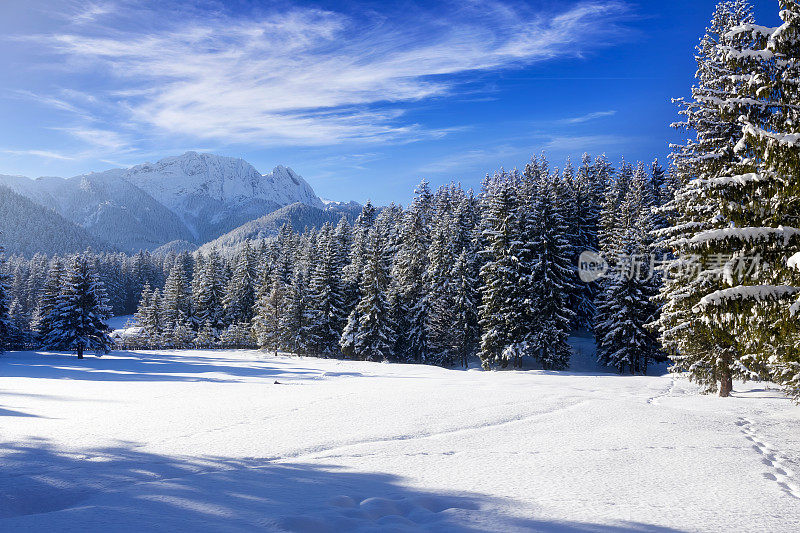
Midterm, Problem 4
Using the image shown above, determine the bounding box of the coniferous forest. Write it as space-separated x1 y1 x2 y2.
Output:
2 0 800 402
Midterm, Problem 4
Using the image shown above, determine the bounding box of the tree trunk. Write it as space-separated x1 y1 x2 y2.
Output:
719 366 733 397
77 344 84 359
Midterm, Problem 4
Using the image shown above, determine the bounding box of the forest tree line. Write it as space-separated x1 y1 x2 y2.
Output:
0 154 667 373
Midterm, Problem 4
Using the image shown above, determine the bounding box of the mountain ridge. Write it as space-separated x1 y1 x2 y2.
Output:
0 152 337 255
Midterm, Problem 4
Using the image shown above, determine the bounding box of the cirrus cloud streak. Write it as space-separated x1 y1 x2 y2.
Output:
30 1 634 148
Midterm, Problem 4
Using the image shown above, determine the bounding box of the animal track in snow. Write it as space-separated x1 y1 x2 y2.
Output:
737 417 800 499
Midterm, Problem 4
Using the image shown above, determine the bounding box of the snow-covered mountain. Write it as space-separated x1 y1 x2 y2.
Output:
0 152 327 254
123 152 323 242
0 170 195 253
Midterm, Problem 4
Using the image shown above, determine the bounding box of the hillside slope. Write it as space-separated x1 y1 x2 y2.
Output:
0 185 109 256
199 201 362 254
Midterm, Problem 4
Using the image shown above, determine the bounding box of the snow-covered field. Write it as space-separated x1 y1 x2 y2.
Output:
1 349 799 532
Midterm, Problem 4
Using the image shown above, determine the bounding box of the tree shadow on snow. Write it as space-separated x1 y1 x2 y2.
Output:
0 350 326 383
0 439 687 532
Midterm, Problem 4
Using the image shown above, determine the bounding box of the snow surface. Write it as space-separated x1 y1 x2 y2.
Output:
1 349 798 532
788 251 800 270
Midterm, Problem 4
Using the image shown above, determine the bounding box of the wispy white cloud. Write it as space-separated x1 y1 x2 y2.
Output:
70 2 114 24
540 134 631 152
12 90 91 119
1 149 75 161
561 110 618 124
26 0 633 148
420 145 527 174
420 131 636 176
52 126 130 151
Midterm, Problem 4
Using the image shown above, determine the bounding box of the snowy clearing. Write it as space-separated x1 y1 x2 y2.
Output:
1 349 799 532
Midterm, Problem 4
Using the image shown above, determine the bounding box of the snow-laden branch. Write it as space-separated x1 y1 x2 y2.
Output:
687 172 771 189
740 123 800 148
695 284 800 310
725 24 777 39
675 226 800 247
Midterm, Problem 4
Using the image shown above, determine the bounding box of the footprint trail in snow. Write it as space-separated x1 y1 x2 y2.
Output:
737 417 800 499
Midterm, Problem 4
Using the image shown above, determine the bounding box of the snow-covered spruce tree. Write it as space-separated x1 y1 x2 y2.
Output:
596 163 662 374
564 154 604 328
650 159 669 231
342 202 376 319
712 1 800 399
135 285 164 348
0 237 10 353
25 254 49 318
426 186 481 366
192 251 226 333
172 316 196 349
391 181 432 363
43 254 112 358
223 242 257 326
523 169 576 370
219 321 255 349
599 159 631 253
593 159 630 350
195 321 217 349
450 247 480 368
478 171 526 369
655 0 777 396
426 184 459 365
306 223 347 356
161 256 192 332
272 223 297 286
32 258 66 344
7 298 30 350
280 270 312 355
340 225 394 362
252 268 284 356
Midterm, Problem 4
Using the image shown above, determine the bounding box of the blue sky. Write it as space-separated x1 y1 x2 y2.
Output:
0 0 782 204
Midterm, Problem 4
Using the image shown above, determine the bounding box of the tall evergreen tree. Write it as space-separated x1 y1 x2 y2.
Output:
656 0 771 396
223 242 257 326
252 268 285 356
596 164 662 373
565 154 603 328
525 171 576 370
192 251 226 331
391 182 432 362
426 186 480 366
342 202 376 318
306 224 347 356
711 1 800 399
280 270 312 355
161 256 192 331
43 254 112 358
0 237 10 353
32 258 66 344
340 226 394 361
478 171 526 369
